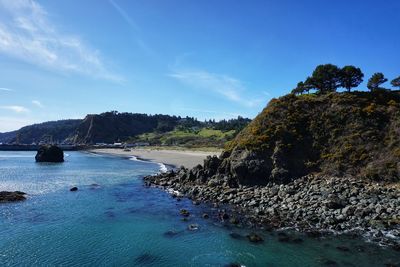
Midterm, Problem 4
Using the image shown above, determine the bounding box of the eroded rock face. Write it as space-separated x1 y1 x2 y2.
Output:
35 145 64 163
0 191 26 202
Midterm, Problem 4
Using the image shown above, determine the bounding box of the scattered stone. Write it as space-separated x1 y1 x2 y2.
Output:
229 217 240 225
292 238 304 244
70 187 78 192
229 232 242 239
246 233 264 243
187 224 199 231
224 263 241 267
0 191 26 202
180 209 190 217
322 259 337 266
336 246 350 252
202 213 209 219
163 230 179 238
134 253 159 265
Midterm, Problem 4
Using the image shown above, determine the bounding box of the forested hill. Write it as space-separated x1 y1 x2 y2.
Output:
0 120 82 145
0 111 250 147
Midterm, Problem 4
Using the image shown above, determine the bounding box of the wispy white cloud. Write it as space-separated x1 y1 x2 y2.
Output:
32 100 43 108
0 116 37 132
168 69 264 107
0 105 30 113
0 87 13 91
108 0 153 55
0 0 123 82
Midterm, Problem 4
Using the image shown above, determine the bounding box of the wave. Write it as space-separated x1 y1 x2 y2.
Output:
158 163 168 173
129 156 168 173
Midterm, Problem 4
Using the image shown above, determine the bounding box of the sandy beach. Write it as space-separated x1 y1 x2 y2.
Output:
89 148 221 169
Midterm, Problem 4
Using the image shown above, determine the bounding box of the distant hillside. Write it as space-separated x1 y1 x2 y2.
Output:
198 90 400 184
0 111 250 147
0 120 82 144
68 111 182 144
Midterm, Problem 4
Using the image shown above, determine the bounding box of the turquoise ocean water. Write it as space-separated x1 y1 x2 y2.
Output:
0 151 398 266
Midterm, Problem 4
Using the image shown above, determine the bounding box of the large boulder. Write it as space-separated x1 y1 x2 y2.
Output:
35 145 64 163
0 191 26 202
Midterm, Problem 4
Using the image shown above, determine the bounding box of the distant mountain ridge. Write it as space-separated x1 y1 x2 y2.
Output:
0 111 250 146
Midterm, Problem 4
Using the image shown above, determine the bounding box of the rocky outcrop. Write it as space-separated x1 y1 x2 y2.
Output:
0 191 26 202
35 145 64 162
204 91 400 185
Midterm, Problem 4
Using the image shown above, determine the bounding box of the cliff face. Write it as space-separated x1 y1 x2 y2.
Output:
203 91 400 185
70 112 180 144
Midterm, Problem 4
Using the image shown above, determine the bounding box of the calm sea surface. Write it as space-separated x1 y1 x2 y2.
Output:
0 151 398 266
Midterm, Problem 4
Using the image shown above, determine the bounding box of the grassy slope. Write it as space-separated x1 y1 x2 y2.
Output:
132 128 236 148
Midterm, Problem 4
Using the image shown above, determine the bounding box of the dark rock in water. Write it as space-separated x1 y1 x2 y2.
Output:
35 145 64 163
229 217 240 225
70 187 78 192
202 213 209 219
163 230 180 238
229 232 242 239
187 224 199 231
305 230 322 238
104 211 115 218
246 233 264 243
180 209 190 217
134 253 159 265
292 238 304 244
322 259 338 266
0 191 26 202
224 263 241 267
278 236 290 242
336 246 350 252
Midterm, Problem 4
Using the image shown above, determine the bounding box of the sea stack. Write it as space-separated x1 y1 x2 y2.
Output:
35 145 64 163
0 191 26 203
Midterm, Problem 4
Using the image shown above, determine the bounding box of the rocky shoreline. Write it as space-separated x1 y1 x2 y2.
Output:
144 165 400 250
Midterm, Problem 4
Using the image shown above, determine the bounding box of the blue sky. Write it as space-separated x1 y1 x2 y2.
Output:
0 0 399 132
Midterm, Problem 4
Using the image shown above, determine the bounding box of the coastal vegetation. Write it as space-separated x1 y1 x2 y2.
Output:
291 64 398 95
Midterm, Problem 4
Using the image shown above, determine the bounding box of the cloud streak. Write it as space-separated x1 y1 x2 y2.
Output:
0 0 123 82
0 87 13 91
1 105 30 113
32 100 43 108
168 69 263 107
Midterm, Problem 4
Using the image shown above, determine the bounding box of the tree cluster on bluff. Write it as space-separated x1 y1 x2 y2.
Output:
291 64 400 95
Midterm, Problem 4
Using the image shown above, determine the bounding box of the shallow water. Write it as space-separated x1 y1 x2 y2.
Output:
0 151 398 266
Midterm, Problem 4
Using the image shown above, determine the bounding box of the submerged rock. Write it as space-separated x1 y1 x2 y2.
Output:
187 224 199 231
246 233 264 243
229 232 242 239
163 230 180 238
180 209 190 217
35 145 64 163
70 187 78 192
134 253 159 265
0 191 26 202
